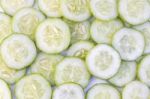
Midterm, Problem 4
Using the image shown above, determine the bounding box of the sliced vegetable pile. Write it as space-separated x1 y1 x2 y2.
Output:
0 0 150 99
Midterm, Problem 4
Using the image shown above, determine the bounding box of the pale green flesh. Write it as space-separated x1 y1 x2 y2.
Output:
30 52 64 85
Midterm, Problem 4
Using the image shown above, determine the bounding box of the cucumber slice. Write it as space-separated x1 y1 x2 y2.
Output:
53 83 84 99
0 13 12 44
138 55 150 87
90 19 123 44
38 0 61 17
87 84 120 99
0 0 35 16
15 74 52 99
12 8 45 40
30 52 64 85
109 61 137 87
61 0 91 22
86 44 121 79
0 56 26 84
0 6 4 12
84 77 108 92
67 41 94 59
122 81 150 99
133 22 150 54
33 0 39 10
0 79 11 99
1 34 37 69
112 28 145 61
35 18 70 54
89 0 118 21
55 57 90 88
119 0 150 25
71 21 91 44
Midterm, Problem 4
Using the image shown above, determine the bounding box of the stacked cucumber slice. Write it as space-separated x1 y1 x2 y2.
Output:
0 0 150 99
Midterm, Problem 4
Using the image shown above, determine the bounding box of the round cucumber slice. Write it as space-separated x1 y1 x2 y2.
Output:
89 0 118 21
0 56 26 84
53 83 84 99
61 0 91 22
38 0 61 17
90 19 123 44
55 57 90 88
1 34 37 69
0 0 35 16
87 84 120 99
71 21 91 44
0 13 12 44
15 74 52 99
138 55 150 87
0 79 11 99
109 61 137 87
133 22 150 54
119 0 150 25
84 77 108 92
12 7 45 40
35 18 70 54
30 52 64 85
86 44 121 79
67 41 94 59
122 81 150 99
112 28 145 61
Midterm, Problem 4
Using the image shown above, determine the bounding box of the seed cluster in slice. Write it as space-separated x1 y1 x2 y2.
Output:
12 8 45 40
55 57 90 88
86 44 121 79
112 28 145 61
1 34 37 69
35 18 70 54
30 52 64 85
15 74 52 99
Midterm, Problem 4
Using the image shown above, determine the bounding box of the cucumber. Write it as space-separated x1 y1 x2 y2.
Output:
87 84 120 99
133 22 150 54
67 41 94 59
52 83 84 99
112 28 145 61
38 0 61 17
0 79 11 99
15 74 52 99
33 0 39 10
35 18 70 54
0 0 35 16
89 0 118 21
90 19 123 44
0 6 4 12
0 56 26 84
12 7 45 40
1 34 37 69
122 81 150 99
55 57 90 88
71 21 91 44
109 61 137 87
86 44 121 79
0 13 12 44
30 52 64 85
138 55 150 87
84 77 108 92
119 0 150 25
61 0 91 22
